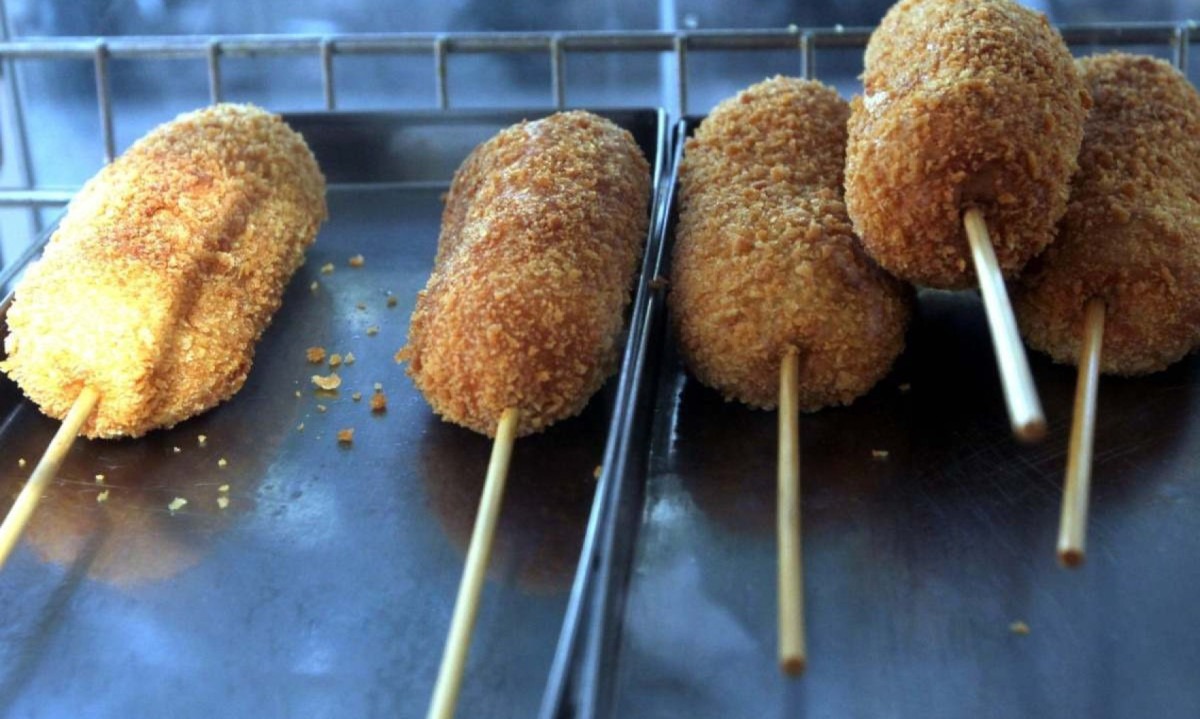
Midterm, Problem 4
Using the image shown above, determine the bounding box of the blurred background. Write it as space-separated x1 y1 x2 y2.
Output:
0 0 1197 269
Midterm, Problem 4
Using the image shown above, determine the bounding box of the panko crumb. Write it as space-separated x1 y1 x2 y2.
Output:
198 434 207 448
373 382 383 391
370 390 388 413
218 484 230 493
95 474 105 484
348 254 365 268
168 497 188 513
872 449 890 461
310 280 320 292
217 496 230 510
97 489 110 503
306 346 326 363
344 352 356 365
320 262 334 274
356 302 366 311
387 295 398 308
366 326 380 337
218 458 228 469
337 428 354 444
17 458 26 468
593 465 603 479
312 373 342 391
351 392 363 402
297 422 305 431
1010 621 1031 635
172 446 182 454
329 353 343 367
317 404 328 413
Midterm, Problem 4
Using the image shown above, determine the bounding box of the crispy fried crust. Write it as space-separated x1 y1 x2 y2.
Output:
670 77 912 411
1014 54 1200 375
1 104 327 438
401 112 650 437
846 0 1089 289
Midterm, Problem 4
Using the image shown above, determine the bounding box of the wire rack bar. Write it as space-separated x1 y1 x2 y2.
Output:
0 21 1194 210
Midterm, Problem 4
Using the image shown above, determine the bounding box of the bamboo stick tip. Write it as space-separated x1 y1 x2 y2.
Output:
781 655 806 677
1058 547 1085 569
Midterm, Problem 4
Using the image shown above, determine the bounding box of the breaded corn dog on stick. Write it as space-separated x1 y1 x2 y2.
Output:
402 111 649 719
402 111 650 437
673 77 911 412
846 0 1088 288
0 104 326 569
845 0 1090 441
1013 54 1200 565
671 77 911 675
2 104 327 438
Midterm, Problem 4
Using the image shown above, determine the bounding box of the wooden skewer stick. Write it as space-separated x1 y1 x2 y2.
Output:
777 348 806 676
1058 298 1106 568
428 406 521 719
0 386 99 568
963 208 1047 443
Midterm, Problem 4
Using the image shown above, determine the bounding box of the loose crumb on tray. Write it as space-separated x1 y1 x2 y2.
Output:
306 346 327 363
317 404 328 413
17 458 26 468
320 262 335 275
218 484 230 493
593 465 603 479
172 446 182 454
356 302 367 311
297 423 305 431
337 428 355 444
366 326 380 337
370 390 388 413
387 295 398 308
217 496 230 510
348 254 365 268
198 434 208 448
310 280 320 292
168 497 188 513
1010 621 1031 635
95 474 105 484
329 353 343 367
97 489 110 503
344 352 356 365
899 383 912 393
351 392 362 402
872 449 890 461
312 373 342 391
218 458 228 469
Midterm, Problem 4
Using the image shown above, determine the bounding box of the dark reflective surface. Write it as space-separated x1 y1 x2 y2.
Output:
612 287 1200 718
0 110 662 719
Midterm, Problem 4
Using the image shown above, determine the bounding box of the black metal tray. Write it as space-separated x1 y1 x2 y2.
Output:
556 117 1200 719
0 108 667 719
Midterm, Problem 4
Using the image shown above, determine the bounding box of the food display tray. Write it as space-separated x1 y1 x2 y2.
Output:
549 117 1200 719
0 108 667 719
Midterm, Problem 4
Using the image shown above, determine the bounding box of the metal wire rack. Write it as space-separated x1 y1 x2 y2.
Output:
0 21 1193 240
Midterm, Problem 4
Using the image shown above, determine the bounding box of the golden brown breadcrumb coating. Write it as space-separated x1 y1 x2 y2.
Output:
1014 54 1200 375
1 104 327 438
401 111 650 437
846 0 1089 289
671 77 911 411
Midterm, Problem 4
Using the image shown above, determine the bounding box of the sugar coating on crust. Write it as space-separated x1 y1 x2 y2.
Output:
670 77 912 411
1014 54 1200 375
1 104 327 438
846 0 1089 289
401 111 650 437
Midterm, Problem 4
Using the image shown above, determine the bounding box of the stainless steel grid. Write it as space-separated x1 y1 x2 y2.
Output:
0 21 1193 211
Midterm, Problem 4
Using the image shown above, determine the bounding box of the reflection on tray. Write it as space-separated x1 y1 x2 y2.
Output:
421 386 612 594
